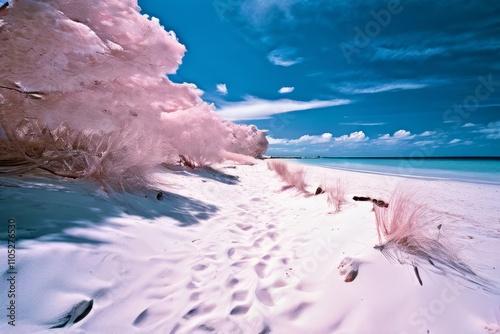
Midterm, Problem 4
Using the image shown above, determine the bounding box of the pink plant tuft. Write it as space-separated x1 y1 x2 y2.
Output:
373 186 497 293
374 187 433 248
267 160 307 193
325 178 347 212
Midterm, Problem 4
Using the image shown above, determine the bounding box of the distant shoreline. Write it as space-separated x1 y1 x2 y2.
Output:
266 156 500 160
267 155 500 186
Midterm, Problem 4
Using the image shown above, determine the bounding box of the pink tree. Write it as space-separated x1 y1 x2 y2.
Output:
0 0 268 189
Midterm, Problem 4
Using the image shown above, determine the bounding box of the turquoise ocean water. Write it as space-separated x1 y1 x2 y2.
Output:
285 158 500 185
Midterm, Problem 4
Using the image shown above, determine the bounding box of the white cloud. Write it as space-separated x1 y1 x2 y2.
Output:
267 133 333 145
340 82 428 95
216 96 351 121
419 131 437 137
216 83 228 95
334 131 368 142
278 86 295 94
267 136 289 145
374 46 445 61
267 131 367 146
486 133 500 139
268 55 302 67
268 47 303 67
393 130 413 138
462 123 475 128
289 133 333 144
476 121 500 139
377 129 416 143
449 139 461 144
241 0 299 25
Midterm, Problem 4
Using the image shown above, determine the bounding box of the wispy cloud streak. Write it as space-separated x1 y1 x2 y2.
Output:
217 97 351 121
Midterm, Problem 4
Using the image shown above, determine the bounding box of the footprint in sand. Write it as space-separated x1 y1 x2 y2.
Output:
236 223 253 231
267 232 278 241
186 282 198 290
255 288 274 306
231 260 245 268
183 308 198 319
133 308 149 327
192 264 208 271
230 305 250 315
258 235 268 242
189 292 201 301
236 203 250 210
287 302 311 320
50 299 93 329
232 290 248 301
183 304 216 319
254 262 267 278
272 279 288 288
227 277 239 288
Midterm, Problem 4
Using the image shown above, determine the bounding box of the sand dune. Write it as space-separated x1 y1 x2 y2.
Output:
1 161 500 333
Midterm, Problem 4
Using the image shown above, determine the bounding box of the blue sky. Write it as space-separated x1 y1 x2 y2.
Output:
139 0 500 157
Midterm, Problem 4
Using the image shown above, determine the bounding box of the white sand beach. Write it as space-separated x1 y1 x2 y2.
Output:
2 0 499 333
1 160 500 333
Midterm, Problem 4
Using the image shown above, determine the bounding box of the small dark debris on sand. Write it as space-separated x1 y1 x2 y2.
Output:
315 186 325 195
338 257 361 283
353 196 389 208
344 269 358 282
372 198 389 208
414 266 423 286
156 191 163 200
353 196 371 201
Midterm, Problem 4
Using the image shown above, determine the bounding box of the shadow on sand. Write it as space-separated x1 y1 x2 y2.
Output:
164 165 240 185
0 172 220 245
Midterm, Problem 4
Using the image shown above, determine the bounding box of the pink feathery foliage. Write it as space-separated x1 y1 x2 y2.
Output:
267 160 307 193
326 178 347 213
0 0 268 190
374 187 497 293
374 187 434 248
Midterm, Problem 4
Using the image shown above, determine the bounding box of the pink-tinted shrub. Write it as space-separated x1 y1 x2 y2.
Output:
373 187 433 248
0 0 268 190
267 160 307 193
373 187 496 292
325 178 347 212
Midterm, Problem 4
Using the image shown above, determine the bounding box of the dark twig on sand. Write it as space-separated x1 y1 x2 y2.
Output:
414 265 423 286
353 195 389 208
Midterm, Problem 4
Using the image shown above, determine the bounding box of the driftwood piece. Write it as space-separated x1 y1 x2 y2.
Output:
353 195 389 208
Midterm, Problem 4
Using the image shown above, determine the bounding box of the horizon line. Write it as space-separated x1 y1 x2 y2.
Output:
266 156 500 160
